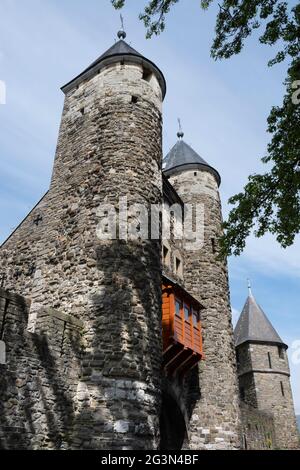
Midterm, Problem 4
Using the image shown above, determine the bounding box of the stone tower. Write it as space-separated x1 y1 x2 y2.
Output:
163 133 241 449
235 288 299 449
0 32 166 449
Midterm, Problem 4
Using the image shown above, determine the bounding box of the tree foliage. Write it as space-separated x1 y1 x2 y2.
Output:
112 0 300 256
112 0 179 37
222 59 300 256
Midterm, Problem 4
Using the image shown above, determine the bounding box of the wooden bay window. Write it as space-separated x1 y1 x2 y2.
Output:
162 276 204 377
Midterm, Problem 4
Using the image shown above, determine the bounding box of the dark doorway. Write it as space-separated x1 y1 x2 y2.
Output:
160 392 187 450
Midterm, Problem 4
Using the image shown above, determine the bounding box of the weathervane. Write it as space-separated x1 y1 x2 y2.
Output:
117 14 127 40
177 118 184 139
247 278 252 296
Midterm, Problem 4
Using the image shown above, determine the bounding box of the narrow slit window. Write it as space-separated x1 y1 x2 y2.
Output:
142 68 152 82
268 352 272 369
0 340 6 365
175 257 181 274
280 381 285 397
278 346 285 359
163 245 170 266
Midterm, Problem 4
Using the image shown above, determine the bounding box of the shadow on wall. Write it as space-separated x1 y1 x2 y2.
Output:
0 291 81 450
0 237 203 450
73 238 162 450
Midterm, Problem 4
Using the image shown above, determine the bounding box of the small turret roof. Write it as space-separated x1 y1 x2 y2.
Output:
162 139 221 186
234 292 286 348
62 39 166 98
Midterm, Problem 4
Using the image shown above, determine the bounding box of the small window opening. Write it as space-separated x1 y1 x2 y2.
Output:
80 107 85 115
278 346 285 359
163 245 170 266
142 68 152 82
268 352 272 369
131 96 138 104
240 387 245 401
194 172 197 177
280 381 285 397
175 257 181 274
211 237 217 254
0 340 6 365
243 433 248 450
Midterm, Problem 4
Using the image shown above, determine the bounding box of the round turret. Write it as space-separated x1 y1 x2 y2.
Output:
163 134 241 449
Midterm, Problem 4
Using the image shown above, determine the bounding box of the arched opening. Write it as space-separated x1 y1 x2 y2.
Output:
160 392 188 450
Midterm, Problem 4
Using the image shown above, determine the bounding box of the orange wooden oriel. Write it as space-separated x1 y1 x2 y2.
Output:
162 279 204 377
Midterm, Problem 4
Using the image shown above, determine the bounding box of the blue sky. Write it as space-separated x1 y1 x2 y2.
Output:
0 0 299 412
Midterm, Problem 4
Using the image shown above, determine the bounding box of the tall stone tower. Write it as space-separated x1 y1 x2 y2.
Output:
0 31 166 449
163 132 241 449
235 288 299 449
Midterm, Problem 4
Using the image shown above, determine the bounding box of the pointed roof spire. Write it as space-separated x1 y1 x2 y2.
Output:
234 287 286 348
177 118 184 139
117 14 127 40
247 278 252 297
163 124 221 185
62 28 166 99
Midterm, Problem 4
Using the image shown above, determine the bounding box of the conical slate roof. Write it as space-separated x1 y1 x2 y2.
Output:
234 293 286 347
85 40 143 70
163 139 221 185
62 39 166 98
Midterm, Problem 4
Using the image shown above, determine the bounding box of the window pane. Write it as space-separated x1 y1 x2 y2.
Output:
175 300 181 317
184 306 190 321
193 311 199 326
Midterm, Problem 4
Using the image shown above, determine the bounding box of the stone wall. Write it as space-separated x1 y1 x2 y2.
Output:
165 168 241 449
0 59 164 449
237 342 299 449
240 403 276 450
0 288 82 449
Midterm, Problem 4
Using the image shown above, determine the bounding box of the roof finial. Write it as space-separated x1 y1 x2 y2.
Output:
247 278 252 297
177 118 184 139
117 14 127 40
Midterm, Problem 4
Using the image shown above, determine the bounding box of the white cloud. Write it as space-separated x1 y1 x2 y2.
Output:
234 234 300 279
231 307 240 326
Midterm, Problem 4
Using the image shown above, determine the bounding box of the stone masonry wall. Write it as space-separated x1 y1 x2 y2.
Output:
236 343 258 407
0 288 82 449
240 403 276 450
0 60 164 449
236 342 299 449
251 344 299 449
166 168 241 449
